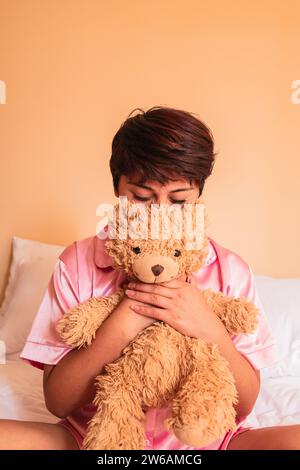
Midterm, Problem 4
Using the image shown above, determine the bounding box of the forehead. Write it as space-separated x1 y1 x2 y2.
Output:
124 175 195 191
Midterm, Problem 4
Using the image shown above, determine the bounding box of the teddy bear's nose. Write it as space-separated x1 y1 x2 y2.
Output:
151 264 164 276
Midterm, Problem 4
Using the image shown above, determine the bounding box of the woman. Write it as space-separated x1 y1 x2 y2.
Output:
1 106 299 449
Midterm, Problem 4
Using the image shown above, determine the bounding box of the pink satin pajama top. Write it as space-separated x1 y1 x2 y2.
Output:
20 235 278 449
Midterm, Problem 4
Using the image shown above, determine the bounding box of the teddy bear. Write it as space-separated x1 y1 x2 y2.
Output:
56 197 259 450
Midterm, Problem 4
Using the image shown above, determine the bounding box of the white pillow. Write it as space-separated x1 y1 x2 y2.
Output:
0 237 65 355
254 275 300 378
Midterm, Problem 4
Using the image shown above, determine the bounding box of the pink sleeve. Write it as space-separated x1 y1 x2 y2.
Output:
20 247 80 370
228 263 279 371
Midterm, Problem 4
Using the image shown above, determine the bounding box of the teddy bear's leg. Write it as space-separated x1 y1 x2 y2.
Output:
164 339 238 448
82 322 184 450
56 288 125 348
82 360 146 450
202 289 259 335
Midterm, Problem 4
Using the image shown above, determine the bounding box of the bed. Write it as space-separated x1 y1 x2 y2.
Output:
1 237 300 429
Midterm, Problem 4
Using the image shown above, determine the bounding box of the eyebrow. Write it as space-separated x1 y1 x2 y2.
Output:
128 181 193 193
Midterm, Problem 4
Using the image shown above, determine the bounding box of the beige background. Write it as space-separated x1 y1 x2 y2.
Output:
0 0 299 303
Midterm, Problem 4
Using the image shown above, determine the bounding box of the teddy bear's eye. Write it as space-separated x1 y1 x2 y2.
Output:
174 249 181 257
132 246 141 254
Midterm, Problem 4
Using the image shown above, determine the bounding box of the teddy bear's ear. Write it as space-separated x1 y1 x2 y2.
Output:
106 198 152 241
181 197 207 248
184 235 210 272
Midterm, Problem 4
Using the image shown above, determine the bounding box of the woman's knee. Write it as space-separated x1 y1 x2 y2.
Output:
0 419 79 450
227 424 300 450
277 425 300 450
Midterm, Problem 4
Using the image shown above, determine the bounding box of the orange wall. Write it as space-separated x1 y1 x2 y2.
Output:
1 0 300 302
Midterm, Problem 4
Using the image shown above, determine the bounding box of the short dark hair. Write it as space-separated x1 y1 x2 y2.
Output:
109 106 216 195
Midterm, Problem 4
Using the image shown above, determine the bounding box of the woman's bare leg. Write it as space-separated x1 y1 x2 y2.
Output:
227 424 300 450
0 420 79 450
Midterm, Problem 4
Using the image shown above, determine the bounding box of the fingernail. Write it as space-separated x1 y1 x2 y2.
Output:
130 303 139 311
128 282 135 288
126 289 135 296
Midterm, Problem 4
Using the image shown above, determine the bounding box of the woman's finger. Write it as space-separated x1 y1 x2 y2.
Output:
127 282 174 299
129 301 166 321
126 288 170 308
159 278 187 288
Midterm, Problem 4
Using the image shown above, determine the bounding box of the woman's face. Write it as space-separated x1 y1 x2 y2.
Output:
115 175 200 206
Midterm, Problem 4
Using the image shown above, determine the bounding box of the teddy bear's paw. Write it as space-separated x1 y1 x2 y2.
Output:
165 399 237 448
56 307 97 348
172 424 222 448
203 289 259 335
234 297 260 334
165 414 222 448
222 296 259 335
57 293 124 348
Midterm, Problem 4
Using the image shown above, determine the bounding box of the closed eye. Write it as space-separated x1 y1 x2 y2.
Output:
133 194 151 202
133 193 187 205
170 199 186 205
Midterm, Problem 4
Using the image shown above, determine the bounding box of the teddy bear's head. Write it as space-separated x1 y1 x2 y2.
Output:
104 198 209 283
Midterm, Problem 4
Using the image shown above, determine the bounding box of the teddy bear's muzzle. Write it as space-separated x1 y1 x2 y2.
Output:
132 254 179 283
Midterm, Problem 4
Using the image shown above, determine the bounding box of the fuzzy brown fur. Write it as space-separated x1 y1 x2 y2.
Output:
57 198 259 450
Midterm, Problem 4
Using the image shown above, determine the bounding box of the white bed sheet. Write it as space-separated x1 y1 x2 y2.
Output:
246 376 300 429
0 353 57 424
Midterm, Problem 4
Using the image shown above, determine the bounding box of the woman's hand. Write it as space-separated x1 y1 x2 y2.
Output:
125 276 226 341
114 294 157 333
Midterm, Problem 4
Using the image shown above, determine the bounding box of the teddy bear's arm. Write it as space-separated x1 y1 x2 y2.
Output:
202 289 259 335
56 288 125 348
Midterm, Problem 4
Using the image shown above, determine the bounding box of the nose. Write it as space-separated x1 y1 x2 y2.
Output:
151 264 164 276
